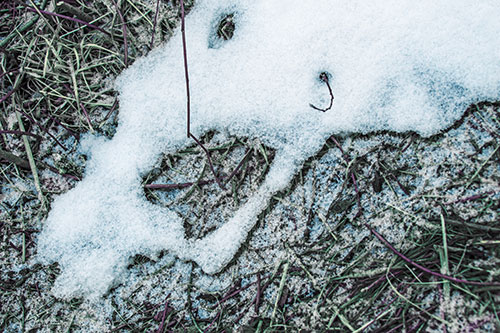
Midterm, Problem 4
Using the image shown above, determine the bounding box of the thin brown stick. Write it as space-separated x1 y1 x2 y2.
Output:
111 0 128 67
0 148 31 169
351 172 362 217
145 178 213 190
0 130 42 140
179 0 225 190
0 84 17 104
24 5 109 35
189 133 225 190
225 148 252 183
150 0 161 49
16 108 68 150
63 84 93 131
365 223 500 286
101 98 119 124
0 148 79 180
255 272 262 315
310 72 334 112
144 147 251 190
180 0 190 138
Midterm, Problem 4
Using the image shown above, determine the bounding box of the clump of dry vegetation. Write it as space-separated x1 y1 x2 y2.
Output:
1 1 499 332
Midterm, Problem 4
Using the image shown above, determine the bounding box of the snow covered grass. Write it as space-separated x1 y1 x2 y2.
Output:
1 0 499 331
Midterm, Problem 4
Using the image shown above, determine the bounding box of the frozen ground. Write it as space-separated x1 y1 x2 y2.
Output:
1 0 499 331
37 0 500 300
2 103 499 331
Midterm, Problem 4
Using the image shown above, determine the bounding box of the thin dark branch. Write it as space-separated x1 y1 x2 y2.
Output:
0 85 17 104
42 162 80 181
0 68 19 80
150 0 161 49
180 0 190 138
0 148 79 180
310 72 334 112
0 148 31 169
24 5 110 35
351 172 362 217
101 98 119 124
41 108 79 140
365 223 500 286
179 0 225 190
189 133 225 190
255 272 262 315
328 135 349 161
63 84 93 131
203 311 220 333
444 191 496 205
155 296 171 333
145 147 251 190
145 178 213 190
16 108 68 150
0 130 42 140
225 148 252 183
111 0 128 67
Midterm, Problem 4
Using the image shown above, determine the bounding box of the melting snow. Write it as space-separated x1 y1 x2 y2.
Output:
37 0 500 298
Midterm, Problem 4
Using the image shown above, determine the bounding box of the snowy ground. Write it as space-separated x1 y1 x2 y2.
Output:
1 0 499 331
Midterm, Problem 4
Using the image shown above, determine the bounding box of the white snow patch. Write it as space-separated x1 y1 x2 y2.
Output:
37 0 500 298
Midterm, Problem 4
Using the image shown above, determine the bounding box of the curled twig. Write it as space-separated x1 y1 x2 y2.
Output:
310 72 334 112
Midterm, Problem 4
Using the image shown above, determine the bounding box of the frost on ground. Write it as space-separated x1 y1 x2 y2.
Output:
35 0 500 299
2 104 498 331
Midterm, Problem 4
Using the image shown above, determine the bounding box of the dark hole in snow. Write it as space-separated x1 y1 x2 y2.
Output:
217 14 235 40
318 71 332 83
